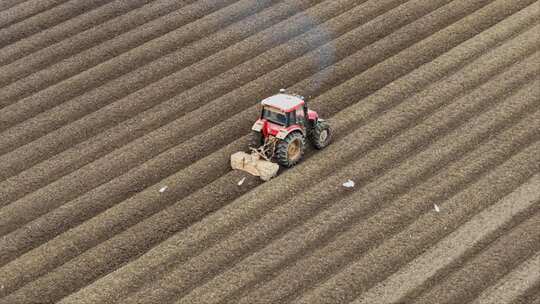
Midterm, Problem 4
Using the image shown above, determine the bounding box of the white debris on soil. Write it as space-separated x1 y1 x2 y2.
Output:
434 204 441 212
159 186 168 193
237 177 246 186
342 179 355 188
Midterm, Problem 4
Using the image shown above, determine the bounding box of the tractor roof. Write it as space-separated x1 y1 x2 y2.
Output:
261 94 304 112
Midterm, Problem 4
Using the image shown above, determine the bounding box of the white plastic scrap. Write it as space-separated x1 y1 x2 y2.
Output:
434 204 440 212
342 179 355 188
159 186 168 193
237 177 246 186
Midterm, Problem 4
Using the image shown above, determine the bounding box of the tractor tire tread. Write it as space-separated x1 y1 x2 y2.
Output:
276 131 305 168
311 119 331 149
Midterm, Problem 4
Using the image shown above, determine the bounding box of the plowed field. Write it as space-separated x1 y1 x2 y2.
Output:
0 0 538 303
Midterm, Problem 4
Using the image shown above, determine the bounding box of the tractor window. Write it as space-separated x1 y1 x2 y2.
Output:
288 111 296 125
296 107 305 125
262 107 287 125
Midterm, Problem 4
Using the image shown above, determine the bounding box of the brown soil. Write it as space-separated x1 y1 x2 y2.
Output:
0 0 538 303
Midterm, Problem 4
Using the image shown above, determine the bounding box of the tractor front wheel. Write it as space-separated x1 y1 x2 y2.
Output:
311 120 331 149
276 132 305 167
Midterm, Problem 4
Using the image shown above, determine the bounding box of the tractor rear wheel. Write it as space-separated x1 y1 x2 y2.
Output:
249 131 264 149
311 120 331 149
275 132 305 167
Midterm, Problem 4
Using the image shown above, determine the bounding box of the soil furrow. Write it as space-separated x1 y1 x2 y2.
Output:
241 159 540 304
246 121 540 304
48 141 259 304
0 137 251 264
0 0 176 67
0 0 68 29
0 0 384 284
0 1 352 169
410 213 540 304
53 17 539 304
0 0 466 290
0 0 522 249
3 0 532 209
470 251 540 304
16 49 539 304
167 77 536 302
0 0 444 199
0 0 367 230
0 0 230 86
3 0 521 211
0 0 112 48
159 78 540 304
0 0 536 303
292 141 540 304
524 289 540 304
237 97 540 304
511 283 540 304
0 0 395 177
0 0 270 114
3 0 414 241
0 0 428 268
118 60 532 302
354 175 540 304
232 78 539 304
308 2 538 118
0 0 31 12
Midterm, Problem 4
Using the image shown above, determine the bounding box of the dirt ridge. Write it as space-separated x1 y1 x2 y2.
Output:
0 0 537 303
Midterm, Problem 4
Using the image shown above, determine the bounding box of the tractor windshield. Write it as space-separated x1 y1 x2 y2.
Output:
262 107 287 125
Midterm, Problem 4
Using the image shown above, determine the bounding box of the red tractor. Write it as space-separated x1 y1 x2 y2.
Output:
231 90 331 180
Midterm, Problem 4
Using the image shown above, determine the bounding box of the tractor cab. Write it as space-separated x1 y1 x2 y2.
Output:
255 93 318 136
261 104 290 126
259 93 304 131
